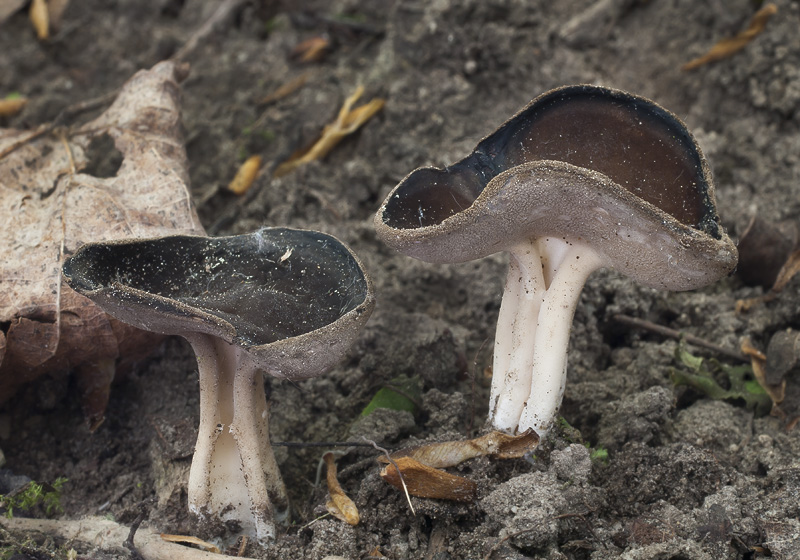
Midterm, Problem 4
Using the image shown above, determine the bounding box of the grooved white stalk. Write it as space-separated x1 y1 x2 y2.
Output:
488 239 602 437
184 333 287 543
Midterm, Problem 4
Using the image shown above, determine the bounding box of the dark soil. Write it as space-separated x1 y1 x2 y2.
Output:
2 1 800 559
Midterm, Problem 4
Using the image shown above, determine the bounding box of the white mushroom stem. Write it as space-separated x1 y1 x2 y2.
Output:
489 238 603 436
183 333 288 543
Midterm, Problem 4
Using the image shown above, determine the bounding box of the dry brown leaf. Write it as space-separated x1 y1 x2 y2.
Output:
379 430 538 468
227 155 262 195
28 0 48 39
273 85 385 177
0 61 204 427
159 534 221 554
682 3 778 71
323 452 360 526
380 456 477 502
0 97 27 117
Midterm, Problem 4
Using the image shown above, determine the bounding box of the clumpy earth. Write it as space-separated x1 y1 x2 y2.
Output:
2 0 800 559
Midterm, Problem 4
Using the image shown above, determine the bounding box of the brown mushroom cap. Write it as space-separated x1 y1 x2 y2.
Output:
375 85 737 291
63 227 375 379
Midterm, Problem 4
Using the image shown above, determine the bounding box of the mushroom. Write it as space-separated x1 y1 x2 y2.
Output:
62 227 374 542
375 84 737 436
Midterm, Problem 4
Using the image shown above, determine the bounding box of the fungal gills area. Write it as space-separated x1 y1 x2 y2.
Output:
185 332 287 543
490 237 603 435
381 85 716 238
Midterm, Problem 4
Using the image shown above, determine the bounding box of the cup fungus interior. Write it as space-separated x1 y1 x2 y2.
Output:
64 228 370 346
382 86 713 234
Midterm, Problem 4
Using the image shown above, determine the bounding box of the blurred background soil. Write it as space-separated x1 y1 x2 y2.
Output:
1 0 800 558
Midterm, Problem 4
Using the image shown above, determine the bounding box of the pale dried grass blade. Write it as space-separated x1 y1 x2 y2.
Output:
682 3 778 71
273 85 385 177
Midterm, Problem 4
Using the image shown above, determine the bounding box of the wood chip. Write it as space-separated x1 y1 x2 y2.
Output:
682 3 778 71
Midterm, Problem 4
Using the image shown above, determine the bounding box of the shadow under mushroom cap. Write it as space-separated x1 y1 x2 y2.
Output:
63 228 374 376
375 85 737 290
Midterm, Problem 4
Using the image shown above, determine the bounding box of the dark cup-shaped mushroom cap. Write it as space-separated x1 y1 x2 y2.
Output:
63 227 374 379
375 85 737 291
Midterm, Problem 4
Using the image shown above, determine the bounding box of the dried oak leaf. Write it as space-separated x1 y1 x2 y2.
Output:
0 61 204 428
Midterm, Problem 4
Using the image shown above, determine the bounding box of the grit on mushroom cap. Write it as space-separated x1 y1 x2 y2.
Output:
376 85 736 289
63 227 374 543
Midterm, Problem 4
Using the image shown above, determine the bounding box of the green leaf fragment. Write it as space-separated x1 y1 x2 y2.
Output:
361 375 421 416
670 345 771 415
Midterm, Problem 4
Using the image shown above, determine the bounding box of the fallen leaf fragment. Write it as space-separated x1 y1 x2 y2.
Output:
273 85 385 177
227 155 262 195
682 3 778 71
257 73 309 105
380 457 477 502
0 96 27 117
367 546 386 557
323 452 360 526
380 430 538 468
742 336 785 406
29 0 48 39
160 534 221 554
0 61 204 426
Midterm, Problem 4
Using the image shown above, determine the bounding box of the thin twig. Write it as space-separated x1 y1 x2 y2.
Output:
172 0 244 62
360 437 415 516
123 511 145 560
613 314 749 363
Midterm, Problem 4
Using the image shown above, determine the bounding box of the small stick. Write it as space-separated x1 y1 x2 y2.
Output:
613 314 749 363
172 0 244 62
123 511 145 560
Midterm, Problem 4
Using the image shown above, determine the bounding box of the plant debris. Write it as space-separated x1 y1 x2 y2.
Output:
380 456 477 502
0 61 204 428
361 375 421 416
257 73 309 106
670 345 771 416
290 36 331 63
323 452 360 526
682 3 778 70
377 431 536 502
379 430 538 468
273 85 384 177
0 95 26 117
159 533 221 554
227 154 261 195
